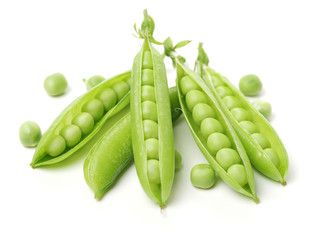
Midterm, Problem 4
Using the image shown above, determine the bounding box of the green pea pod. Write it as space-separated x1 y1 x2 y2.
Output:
84 87 182 200
31 71 131 168
131 10 175 207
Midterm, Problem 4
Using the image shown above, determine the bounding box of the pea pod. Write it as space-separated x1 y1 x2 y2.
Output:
84 87 182 200
196 43 288 184
131 11 175 207
31 71 131 168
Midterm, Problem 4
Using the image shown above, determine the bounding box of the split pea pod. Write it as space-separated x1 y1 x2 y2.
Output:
196 43 288 184
84 87 182 200
31 71 131 168
131 11 175 207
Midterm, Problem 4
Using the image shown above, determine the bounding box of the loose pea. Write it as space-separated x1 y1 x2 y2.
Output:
143 51 153 69
190 164 216 189
82 99 104 122
207 132 231 155
145 138 159 159
72 112 95 135
239 74 262 96
240 121 259 134
97 88 117 111
185 90 208 112
200 118 224 139
216 86 232 98
19 121 42 147
252 100 272 120
142 101 157 122
147 159 160 184
141 69 154 86
264 148 280 167
141 85 156 102
175 150 182 170
180 75 200 95
192 103 216 125
212 76 224 88
112 81 130 100
215 148 241 170
46 135 66 157
231 108 251 122
223 96 242 110
60 125 82 147
44 73 68 96
251 133 271 149
83 75 105 90
143 120 158 139
227 164 248 186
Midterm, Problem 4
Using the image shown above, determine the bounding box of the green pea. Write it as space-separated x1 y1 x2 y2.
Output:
200 118 224 139
264 148 280 167
142 69 154 86
112 81 130 100
60 125 82 147
46 135 66 157
82 99 104 122
147 159 160 184
19 121 42 147
180 75 200 95
239 74 262 96
145 138 159 159
175 150 182 170
141 85 156 102
251 133 271 149
143 50 153 69
223 96 242 110
211 75 224 88
72 112 95 135
190 164 216 189
192 103 216 125
240 121 259 134
44 73 68 96
227 164 248 186
97 88 117 111
252 100 272 120
216 86 232 98
83 75 105 90
215 148 241 170
231 108 251 122
207 132 231 155
142 101 157 122
185 90 208 112
143 120 158 139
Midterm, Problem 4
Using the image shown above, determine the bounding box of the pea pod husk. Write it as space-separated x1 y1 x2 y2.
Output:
31 71 131 168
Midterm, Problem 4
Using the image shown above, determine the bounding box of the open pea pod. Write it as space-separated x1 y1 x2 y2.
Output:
31 71 131 168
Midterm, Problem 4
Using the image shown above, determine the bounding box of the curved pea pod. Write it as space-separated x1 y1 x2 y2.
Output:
175 59 258 202
83 87 182 200
203 68 288 184
31 71 131 168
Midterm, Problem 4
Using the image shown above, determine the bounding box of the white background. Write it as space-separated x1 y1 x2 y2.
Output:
1 0 317 239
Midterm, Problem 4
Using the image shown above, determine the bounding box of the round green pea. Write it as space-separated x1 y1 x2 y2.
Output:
60 124 82 147
46 135 66 157
227 164 248 186
264 148 280 167
44 73 68 96
240 121 259 134
252 100 272 120
143 51 153 69
211 75 224 88
251 133 271 149
180 75 200 95
72 112 95 135
82 99 104 122
141 85 156 102
142 101 157 122
112 81 130 100
239 74 262 96
216 86 232 98
216 148 241 170
190 164 216 189
231 108 251 122
223 96 242 110
83 75 105 90
192 103 216 125
145 138 159 159
207 132 231 155
97 88 117 111
19 121 42 147
143 120 158 139
175 150 182 170
142 69 154 86
185 90 208 112
147 159 160 184
200 118 224 139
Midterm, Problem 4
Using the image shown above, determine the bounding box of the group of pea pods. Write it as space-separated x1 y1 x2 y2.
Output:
30 11 288 207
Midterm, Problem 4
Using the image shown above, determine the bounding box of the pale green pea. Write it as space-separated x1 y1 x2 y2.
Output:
97 88 117 111
207 132 231 155
44 73 68 96
46 135 66 157
143 120 158 139
216 86 232 98
192 103 216 125
180 75 200 95
216 148 241 170
191 164 216 189
264 148 280 167
252 100 272 120
112 81 130 100
60 125 82 147
175 150 182 170
83 75 105 90
231 108 251 122
82 99 104 122
251 133 271 149
143 51 153 69
19 121 42 147
212 76 224 88
141 85 156 102
142 101 157 122
145 138 159 159
185 90 208 112
142 69 154 86
147 159 160 184
200 118 224 139
240 121 259 134
239 74 262 96
223 96 242 110
72 112 95 135
227 164 248 186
